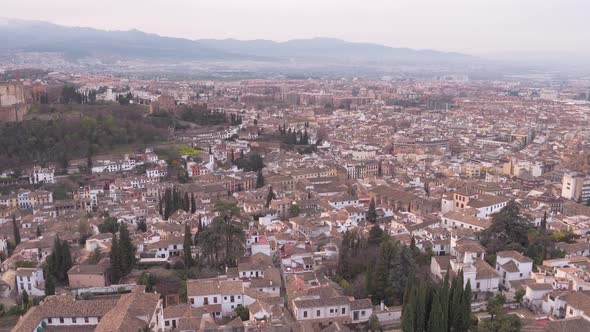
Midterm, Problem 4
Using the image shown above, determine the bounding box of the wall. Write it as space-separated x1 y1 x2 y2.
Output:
0 82 29 122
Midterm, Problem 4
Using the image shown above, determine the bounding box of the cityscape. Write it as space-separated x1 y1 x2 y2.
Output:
1 1 590 332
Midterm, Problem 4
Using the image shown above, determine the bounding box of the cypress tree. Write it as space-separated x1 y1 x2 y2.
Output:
367 197 377 223
184 192 190 212
398 245 415 302
183 224 193 268
439 271 450 332
448 274 458 332
415 283 427 332
12 215 20 245
45 274 55 295
427 292 444 332
368 224 384 246
450 272 465 331
459 280 472 332
118 224 136 275
266 186 275 208
374 239 394 304
256 170 265 188
337 231 352 279
47 238 59 279
402 271 415 313
366 264 376 303
110 233 122 283
401 288 416 332
61 241 73 281
191 193 197 214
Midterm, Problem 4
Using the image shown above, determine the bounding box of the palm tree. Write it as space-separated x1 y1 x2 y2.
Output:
89 248 102 264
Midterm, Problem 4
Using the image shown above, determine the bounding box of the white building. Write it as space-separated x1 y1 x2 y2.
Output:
495 250 534 290
15 267 45 296
187 279 251 317
29 166 55 184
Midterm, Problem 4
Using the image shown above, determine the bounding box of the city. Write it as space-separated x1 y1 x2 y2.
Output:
1 1 590 332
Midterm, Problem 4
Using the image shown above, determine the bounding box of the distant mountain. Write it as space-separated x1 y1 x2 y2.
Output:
0 18 250 61
0 18 476 66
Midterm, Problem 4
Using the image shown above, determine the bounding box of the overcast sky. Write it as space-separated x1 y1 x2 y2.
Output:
3 0 589 56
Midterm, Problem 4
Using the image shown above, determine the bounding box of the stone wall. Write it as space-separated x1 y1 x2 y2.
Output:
0 82 29 122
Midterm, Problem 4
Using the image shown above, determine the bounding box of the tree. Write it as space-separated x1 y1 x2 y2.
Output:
197 201 245 268
415 283 427 332
190 193 197 214
109 233 122 283
235 305 249 321
486 293 507 322
36 225 42 237
118 224 136 276
289 203 300 217
137 220 147 232
439 271 450 332
450 272 465 331
458 280 472 332
367 197 378 224
99 216 119 234
401 287 416 332
427 292 444 332
337 231 355 280
89 248 102 264
12 215 20 245
402 271 414 313
515 288 526 305
183 224 193 268
368 224 384 245
21 290 29 305
44 275 55 295
183 192 191 212
256 170 265 188
479 293 521 332
480 201 532 254
46 236 73 283
266 186 275 208
138 272 156 292
369 314 383 332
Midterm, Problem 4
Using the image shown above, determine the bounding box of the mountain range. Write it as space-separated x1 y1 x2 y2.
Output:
0 18 476 67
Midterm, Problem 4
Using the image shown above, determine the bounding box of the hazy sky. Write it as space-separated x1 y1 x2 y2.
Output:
3 0 589 55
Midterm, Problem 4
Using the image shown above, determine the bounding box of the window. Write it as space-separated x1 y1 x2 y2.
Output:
204 297 208 305
342 308 346 315
165 321 170 327
72 318 77 323
224 296 227 300
190 298 195 304
304 311 308 318
84 317 89 323
213 297 218 303
48 318 52 324
476 282 480 289
231 295 235 302
317 310 321 317
59 318 64 324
